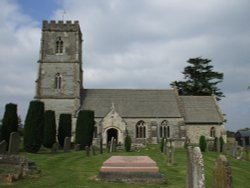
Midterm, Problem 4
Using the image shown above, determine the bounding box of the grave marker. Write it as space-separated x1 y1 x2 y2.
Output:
51 143 59 153
0 140 7 154
63 137 71 152
8 132 20 154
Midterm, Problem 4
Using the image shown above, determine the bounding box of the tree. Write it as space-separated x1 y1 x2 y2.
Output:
0 103 18 147
75 110 95 150
171 57 224 100
58 114 72 147
199 135 207 152
124 135 132 152
24 100 44 153
43 110 56 148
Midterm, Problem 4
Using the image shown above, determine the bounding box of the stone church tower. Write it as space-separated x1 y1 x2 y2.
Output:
35 20 83 120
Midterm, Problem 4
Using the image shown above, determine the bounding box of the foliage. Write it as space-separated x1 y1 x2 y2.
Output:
58 114 72 147
75 110 95 150
170 57 224 100
160 137 165 152
0 103 18 146
43 110 56 148
199 135 207 152
214 137 218 152
124 135 132 152
24 100 44 153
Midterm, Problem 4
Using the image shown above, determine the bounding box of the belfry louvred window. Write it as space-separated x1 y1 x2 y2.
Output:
56 37 63 54
55 73 62 89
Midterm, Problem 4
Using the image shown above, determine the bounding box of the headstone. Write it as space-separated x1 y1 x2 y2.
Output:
8 132 20 154
74 144 80 151
163 139 167 154
166 141 175 166
90 145 96 156
51 143 59 153
110 137 114 153
113 139 117 152
100 138 103 154
213 155 233 188
63 137 71 152
0 140 7 154
186 146 205 188
85 146 90 156
231 142 237 158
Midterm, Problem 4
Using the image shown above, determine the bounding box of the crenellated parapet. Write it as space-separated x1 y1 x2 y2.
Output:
42 20 81 32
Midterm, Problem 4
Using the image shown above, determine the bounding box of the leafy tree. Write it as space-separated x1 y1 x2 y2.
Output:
124 135 132 152
24 100 44 153
58 114 72 147
75 110 95 150
171 57 224 100
199 135 207 152
43 110 56 148
0 103 18 147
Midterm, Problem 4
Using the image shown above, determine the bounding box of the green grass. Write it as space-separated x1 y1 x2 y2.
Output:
2 145 250 188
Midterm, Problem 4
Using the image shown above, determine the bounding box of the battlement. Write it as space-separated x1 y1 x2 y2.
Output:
42 20 81 32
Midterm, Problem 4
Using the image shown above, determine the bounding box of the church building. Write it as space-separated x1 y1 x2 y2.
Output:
35 20 225 147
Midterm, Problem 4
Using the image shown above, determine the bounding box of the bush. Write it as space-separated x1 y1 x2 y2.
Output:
124 135 132 152
160 138 165 152
24 100 44 153
220 136 224 152
58 114 72 147
75 110 94 150
0 103 18 147
214 137 218 152
199 135 207 152
43 110 56 148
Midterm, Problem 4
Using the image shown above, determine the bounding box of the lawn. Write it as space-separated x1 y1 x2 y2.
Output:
2 145 250 188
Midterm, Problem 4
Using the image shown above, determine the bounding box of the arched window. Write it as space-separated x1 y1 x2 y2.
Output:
136 120 146 138
160 120 170 138
56 37 63 54
55 73 62 89
210 127 216 137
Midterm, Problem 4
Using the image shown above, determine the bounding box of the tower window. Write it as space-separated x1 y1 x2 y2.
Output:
136 120 146 138
55 73 62 89
56 37 63 54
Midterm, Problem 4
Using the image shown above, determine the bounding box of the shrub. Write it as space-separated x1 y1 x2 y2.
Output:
214 137 218 152
24 100 44 153
220 136 224 152
160 138 165 152
1 103 18 147
43 110 56 148
124 135 132 152
58 114 72 147
75 110 94 150
199 135 207 152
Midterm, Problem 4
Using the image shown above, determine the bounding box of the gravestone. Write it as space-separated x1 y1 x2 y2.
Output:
0 140 7 154
90 145 96 156
51 143 59 153
187 146 205 188
8 132 20 154
63 137 71 152
74 144 80 151
163 139 167 154
85 146 90 156
213 155 233 188
113 139 117 152
110 137 114 153
166 141 175 166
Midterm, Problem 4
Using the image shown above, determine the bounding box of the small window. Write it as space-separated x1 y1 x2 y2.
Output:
136 120 146 138
160 120 170 138
210 127 216 137
56 37 63 54
55 73 62 89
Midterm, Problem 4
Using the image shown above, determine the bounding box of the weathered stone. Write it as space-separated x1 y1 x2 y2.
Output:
110 137 114 153
63 137 71 152
51 143 58 153
213 155 233 188
74 144 80 151
0 140 7 154
8 132 20 154
90 145 96 156
187 146 205 188
85 146 90 156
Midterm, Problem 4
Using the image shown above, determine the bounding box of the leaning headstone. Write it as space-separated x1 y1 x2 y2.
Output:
0 140 7 154
213 155 233 188
186 146 205 188
8 132 21 154
74 144 80 151
63 137 71 152
51 143 59 153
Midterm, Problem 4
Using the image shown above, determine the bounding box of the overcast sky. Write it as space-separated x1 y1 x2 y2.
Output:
0 0 249 131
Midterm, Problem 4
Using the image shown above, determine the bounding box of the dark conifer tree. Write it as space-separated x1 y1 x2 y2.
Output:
43 110 56 148
75 110 95 150
24 100 44 153
58 114 72 147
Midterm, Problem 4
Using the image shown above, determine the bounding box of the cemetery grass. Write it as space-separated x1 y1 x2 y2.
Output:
2 145 250 188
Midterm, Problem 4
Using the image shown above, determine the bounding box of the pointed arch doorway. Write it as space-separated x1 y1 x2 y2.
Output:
107 128 118 144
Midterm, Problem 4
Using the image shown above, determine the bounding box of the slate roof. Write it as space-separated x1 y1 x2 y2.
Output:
81 89 182 118
236 130 250 137
179 96 223 124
